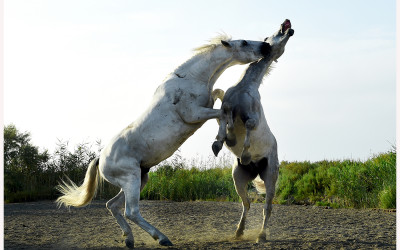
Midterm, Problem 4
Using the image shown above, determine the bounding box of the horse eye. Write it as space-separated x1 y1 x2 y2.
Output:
264 37 269 42
241 40 248 46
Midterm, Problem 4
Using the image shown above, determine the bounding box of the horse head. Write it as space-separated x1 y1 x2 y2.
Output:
220 39 272 64
264 19 294 62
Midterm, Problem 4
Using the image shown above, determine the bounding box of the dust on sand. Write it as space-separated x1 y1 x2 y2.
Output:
4 200 396 249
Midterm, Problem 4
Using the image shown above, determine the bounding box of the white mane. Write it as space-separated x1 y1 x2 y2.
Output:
193 34 232 54
238 60 275 85
172 34 232 77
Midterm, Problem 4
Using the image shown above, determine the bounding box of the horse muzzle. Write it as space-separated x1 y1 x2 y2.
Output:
281 19 294 37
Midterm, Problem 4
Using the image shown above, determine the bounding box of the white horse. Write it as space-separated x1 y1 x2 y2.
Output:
56 34 271 248
211 20 294 243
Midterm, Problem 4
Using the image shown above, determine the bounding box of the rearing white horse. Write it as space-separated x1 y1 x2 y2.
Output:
56 34 271 249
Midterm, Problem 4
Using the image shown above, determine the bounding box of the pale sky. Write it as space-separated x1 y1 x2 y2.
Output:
4 0 396 163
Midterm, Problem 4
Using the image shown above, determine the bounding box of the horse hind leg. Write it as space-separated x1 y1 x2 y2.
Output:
232 159 254 238
257 149 279 243
123 166 173 247
240 118 256 165
106 190 135 248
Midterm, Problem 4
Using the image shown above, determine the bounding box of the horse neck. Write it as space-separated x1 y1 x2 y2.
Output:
236 57 273 90
175 46 234 88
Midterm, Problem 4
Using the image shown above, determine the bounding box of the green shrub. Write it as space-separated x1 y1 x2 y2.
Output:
4 124 396 209
378 184 396 209
275 150 396 209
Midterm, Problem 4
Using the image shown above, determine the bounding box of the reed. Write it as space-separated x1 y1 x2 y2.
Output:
275 149 396 208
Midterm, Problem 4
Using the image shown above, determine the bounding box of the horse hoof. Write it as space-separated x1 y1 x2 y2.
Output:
125 239 134 249
159 238 173 246
212 141 223 156
256 235 267 243
234 231 244 239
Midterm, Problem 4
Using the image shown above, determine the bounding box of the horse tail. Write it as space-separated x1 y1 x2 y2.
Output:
252 176 266 194
211 88 225 102
56 158 100 208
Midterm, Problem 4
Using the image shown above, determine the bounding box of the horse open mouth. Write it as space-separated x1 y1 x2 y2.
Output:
281 19 294 36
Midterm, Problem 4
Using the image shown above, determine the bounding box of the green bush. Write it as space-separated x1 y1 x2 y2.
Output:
4 124 396 209
275 150 396 209
378 184 396 209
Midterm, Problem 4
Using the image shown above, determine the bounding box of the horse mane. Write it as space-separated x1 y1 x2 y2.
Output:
193 33 232 54
262 62 275 79
171 33 233 78
237 60 275 86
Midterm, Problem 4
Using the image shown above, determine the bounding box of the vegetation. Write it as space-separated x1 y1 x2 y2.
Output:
3 124 396 209
4 124 118 202
275 149 396 208
141 165 240 202
4 124 50 202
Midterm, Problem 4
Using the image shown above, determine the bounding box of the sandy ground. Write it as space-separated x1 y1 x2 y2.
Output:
4 200 396 249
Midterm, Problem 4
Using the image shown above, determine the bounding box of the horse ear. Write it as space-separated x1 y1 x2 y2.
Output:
221 40 232 48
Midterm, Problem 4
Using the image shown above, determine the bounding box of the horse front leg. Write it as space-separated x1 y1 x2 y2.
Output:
212 101 233 156
212 112 227 156
240 118 257 165
225 104 237 147
177 105 222 124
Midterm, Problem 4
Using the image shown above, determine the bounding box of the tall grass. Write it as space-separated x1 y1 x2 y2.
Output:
140 149 396 209
141 165 240 202
275 149 396 209
4 122 396 208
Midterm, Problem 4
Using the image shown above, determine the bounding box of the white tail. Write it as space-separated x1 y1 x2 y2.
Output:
56 158 100 208
252 176 266 194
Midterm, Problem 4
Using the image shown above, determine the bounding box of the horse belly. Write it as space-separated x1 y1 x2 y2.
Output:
138 111 201 167
226 120 246 156
247 126 275 162
227 117 275 163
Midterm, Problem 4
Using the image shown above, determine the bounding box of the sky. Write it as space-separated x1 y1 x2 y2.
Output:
3 0 397 164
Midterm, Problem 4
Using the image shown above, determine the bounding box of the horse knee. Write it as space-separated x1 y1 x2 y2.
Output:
245 118 256 130
107 199 122 214
243 199 251 211
226 133 237 147
240 153 252 166
106 201 114 212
